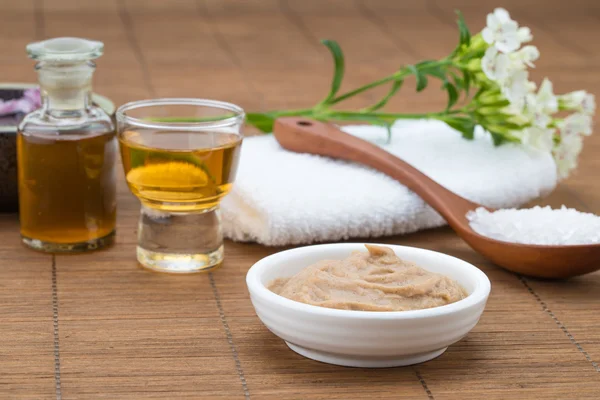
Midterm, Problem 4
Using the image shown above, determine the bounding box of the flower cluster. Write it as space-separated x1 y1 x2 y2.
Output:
478 8 595 179
247 8 595 180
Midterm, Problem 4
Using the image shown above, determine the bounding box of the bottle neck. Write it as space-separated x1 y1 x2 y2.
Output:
37 61 95 117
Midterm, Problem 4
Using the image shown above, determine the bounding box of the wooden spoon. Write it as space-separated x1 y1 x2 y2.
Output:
273 117 600 279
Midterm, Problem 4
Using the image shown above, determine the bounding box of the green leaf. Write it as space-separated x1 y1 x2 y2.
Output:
476 107 506 116
444 117 476 140
421 66 446 80
365 79 404 112
484 123 523 146
384 123 393 143
320 39 345 104
473 87 487 101
443 81 459 110
488 131 521 146
424 66 447 80
372 120 394 143
456 10 471 46
449 71 463 89
408 65 428 92
490 132 507 146
415 60 437 68
483 117 524 130
462 70 471 95
246 112 275 133
477 89 507 104
416 61 446 80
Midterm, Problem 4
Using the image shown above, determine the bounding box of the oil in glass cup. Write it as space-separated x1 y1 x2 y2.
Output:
116 99 244 273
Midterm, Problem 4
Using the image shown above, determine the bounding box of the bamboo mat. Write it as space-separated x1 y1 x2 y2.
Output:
1 0 600 398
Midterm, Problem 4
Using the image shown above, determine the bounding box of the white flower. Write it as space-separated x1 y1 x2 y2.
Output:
512 45 539 68
534 78 558 114
525 102 552 128
560 90 586 108
481 46 540 113
482 8 521 53
560 90 596 115
523 78 558 128
553 111 593 179
481 47 511 82
502 69 530 105
518 27 533 43
559 113 593 136
489 7 512 23
553 133 583 180
482 45 539 84
521 126 555 152
583 93 596 114
503 102 529 125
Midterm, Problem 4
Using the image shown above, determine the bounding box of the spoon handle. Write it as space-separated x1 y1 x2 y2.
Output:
273 117 480 230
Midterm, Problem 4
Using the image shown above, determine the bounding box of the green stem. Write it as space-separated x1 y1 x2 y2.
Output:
270 108 315 117
327 110 461 122
261 108 465 125
326 59 460 107
328 70 410 106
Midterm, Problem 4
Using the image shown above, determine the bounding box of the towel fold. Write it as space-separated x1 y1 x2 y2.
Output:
222 119 557 246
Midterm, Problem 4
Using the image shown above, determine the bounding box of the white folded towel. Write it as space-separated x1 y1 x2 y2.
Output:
221 119 557 246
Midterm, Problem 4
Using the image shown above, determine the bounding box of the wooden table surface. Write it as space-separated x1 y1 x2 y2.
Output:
2 0 600 399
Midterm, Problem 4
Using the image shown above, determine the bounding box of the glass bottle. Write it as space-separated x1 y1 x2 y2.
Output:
17 37 117 252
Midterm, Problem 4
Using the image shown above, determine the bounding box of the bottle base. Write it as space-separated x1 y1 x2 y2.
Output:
21 231 116 253
136 245 224 274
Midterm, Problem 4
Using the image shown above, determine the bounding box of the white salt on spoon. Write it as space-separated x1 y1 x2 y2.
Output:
467 206 600 246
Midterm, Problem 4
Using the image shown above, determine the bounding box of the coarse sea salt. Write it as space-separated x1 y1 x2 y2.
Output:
466 206 600 246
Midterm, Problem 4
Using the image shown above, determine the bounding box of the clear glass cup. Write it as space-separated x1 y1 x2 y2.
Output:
116 99 244 273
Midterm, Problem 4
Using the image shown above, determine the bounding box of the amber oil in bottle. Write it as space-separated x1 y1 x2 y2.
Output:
17 38 117 252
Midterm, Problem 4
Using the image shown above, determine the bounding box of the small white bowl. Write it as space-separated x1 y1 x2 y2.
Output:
246 243 491 368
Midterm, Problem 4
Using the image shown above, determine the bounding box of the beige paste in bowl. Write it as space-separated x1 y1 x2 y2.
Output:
268 244 467 311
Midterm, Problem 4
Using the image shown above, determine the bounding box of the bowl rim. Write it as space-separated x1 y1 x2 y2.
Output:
246 242 491 320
